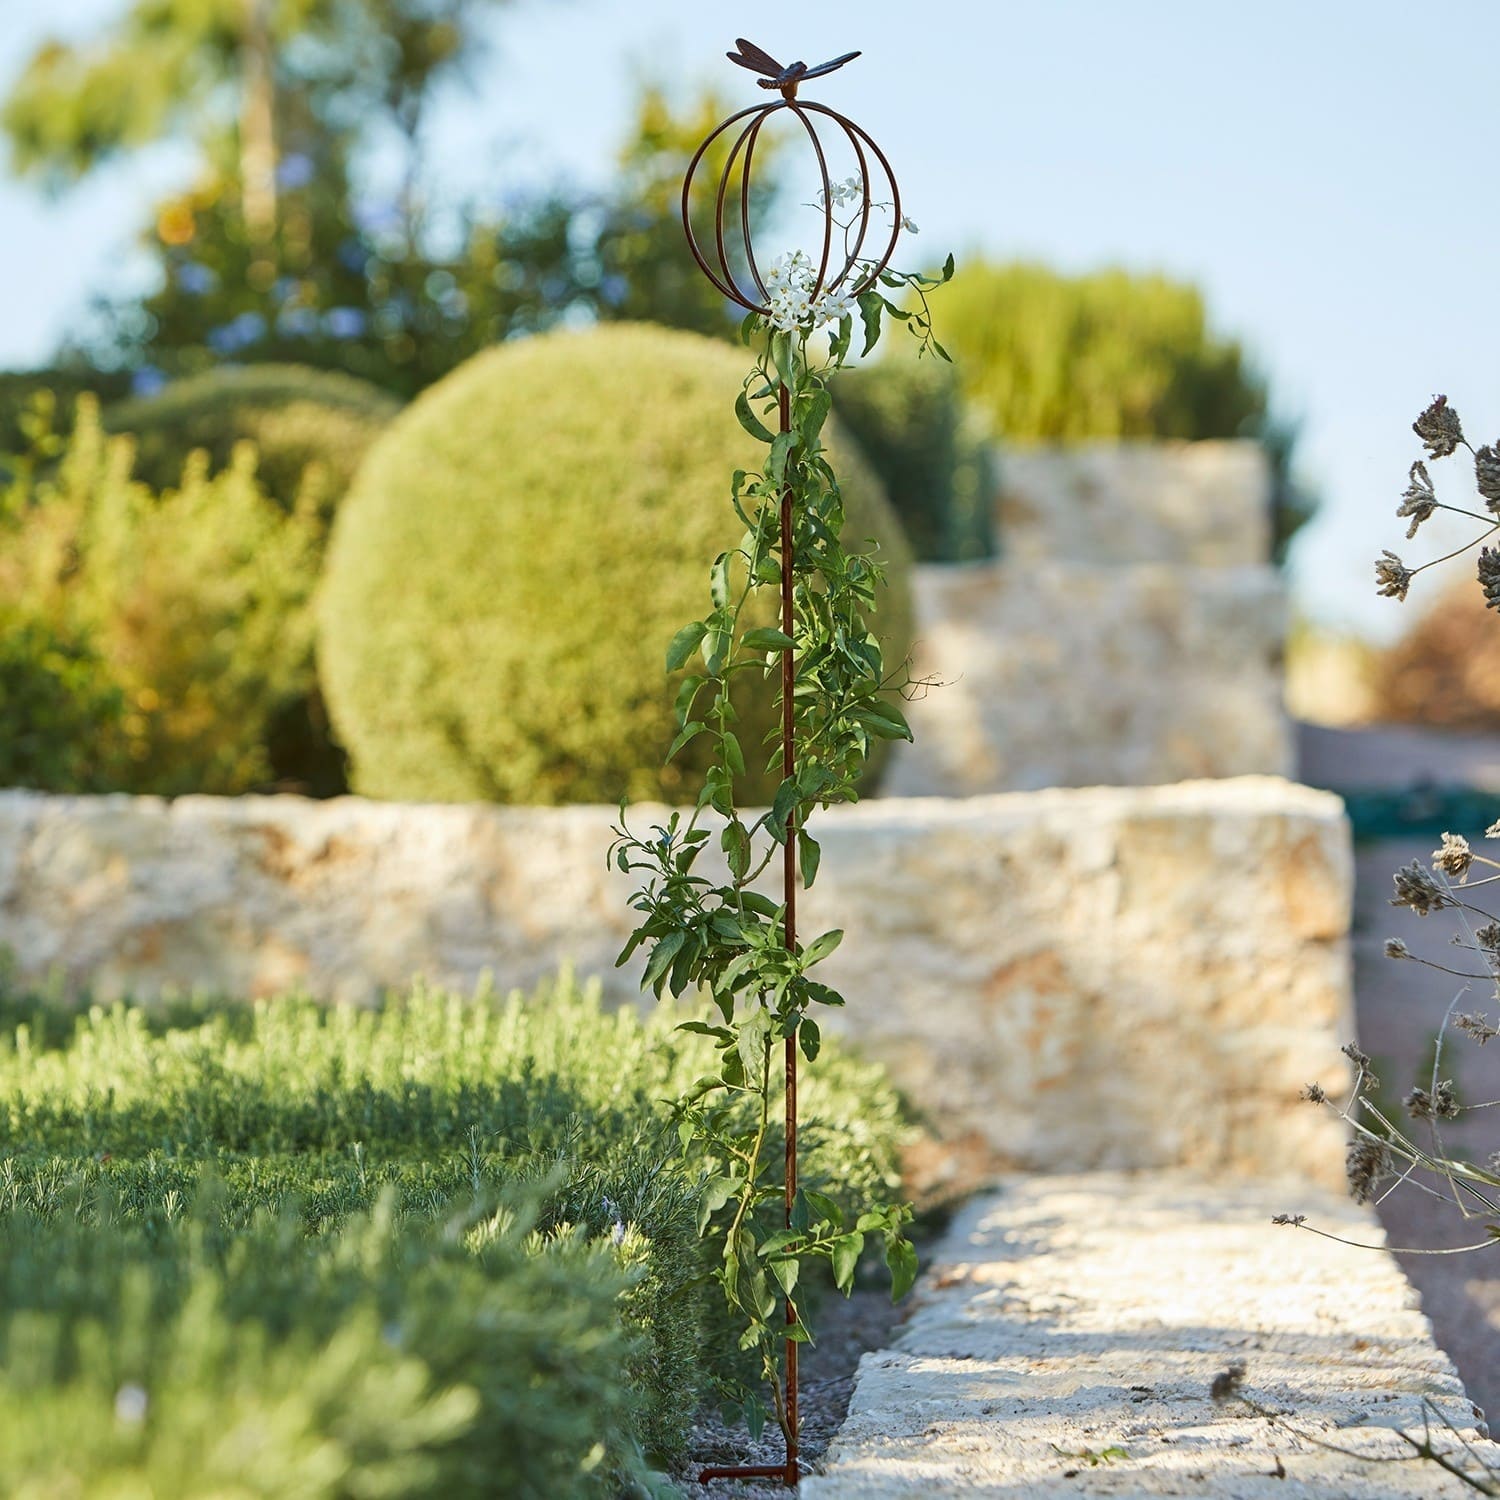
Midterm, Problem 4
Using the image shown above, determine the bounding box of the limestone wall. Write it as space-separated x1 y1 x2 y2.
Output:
886 439 1290 795
886 562 1291 795
0 778 1352 1185
996 439 1272 566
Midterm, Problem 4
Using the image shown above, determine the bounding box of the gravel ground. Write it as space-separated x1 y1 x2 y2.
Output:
673 1284 910 1494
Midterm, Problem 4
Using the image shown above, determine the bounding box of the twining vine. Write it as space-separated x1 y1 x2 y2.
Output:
610 248 953 1436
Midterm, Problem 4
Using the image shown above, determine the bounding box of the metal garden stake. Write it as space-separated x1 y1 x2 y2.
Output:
680 39 903 1488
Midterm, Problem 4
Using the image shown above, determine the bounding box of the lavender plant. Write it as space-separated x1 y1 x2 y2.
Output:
610 234 952 1439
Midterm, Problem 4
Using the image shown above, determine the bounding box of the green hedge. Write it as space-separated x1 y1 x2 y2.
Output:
318 323 914 805
103 363 399 521
0 974 911 1491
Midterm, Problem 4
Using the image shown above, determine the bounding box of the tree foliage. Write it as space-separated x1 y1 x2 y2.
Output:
937 260 1314 560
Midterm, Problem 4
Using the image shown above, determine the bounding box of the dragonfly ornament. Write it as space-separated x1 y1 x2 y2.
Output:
726 38 861 99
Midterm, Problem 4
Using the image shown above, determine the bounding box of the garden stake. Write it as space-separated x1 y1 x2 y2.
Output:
680 41 903 1489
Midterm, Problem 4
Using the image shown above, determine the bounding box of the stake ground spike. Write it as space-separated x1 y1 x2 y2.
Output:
681 41 903 1489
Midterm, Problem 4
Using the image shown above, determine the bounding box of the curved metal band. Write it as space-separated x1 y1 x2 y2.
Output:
681 96 903 318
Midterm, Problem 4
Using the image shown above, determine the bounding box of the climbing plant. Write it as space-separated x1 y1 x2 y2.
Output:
610 240 952 1437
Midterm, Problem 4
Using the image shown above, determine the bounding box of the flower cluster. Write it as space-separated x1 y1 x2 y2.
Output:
764 251 856 333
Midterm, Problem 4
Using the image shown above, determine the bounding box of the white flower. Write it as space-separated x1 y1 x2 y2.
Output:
900 215 919 234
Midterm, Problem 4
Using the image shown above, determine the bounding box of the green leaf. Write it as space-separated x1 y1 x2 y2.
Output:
931 338 952 363
799 1017 821 1062
770 330 795 388
697 1174 744 1235
798 830 820 889
722 731 746 777
742 626 795 653
885 1235 919 1301
803 1189 842 1228
676 1020 732 1042
666 720 705 762
666 621 707 673
702 618 733 677
674 674 705 726
721 820 751 880
796 387 831 448
832 1232 865 1293
802 929 843 965
738 310 761 345
710 552 731 611
766 429 797 487
735 389 775 443
857 291 884 356
737 1006 771 1079
941 251 956 282
769 1257 799 1297
855 698 914 742
643 929 687 996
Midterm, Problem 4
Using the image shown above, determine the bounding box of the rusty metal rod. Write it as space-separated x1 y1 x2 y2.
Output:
780 377 800 1488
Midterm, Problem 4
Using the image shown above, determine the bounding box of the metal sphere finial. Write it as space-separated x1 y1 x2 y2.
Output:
681 39 902 319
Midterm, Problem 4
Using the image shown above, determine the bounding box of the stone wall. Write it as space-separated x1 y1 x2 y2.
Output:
996 440 1272 566
885 562 1291 796
886 439 1291 795
0 777 1353 1185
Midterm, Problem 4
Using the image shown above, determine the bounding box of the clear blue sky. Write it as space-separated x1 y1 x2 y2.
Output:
3 0 1497 641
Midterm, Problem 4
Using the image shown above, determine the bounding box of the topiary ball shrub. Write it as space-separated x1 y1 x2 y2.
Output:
318 323 914 805
104 363 399 521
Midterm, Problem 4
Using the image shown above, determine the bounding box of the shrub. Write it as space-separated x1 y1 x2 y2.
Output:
935 260 1314 561
0 402 321 794
0 367 132 466
1372 581 1500 733
0 972 911 1480
0 612 135 791
318 323 914 805
832 354 996 561
103 362 399 521
99 366 395 793
0 1192 657 1500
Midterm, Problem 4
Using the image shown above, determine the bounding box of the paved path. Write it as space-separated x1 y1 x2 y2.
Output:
808 1173 1495 1497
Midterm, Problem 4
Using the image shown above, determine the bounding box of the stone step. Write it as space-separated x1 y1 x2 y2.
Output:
806 1172 1496 1498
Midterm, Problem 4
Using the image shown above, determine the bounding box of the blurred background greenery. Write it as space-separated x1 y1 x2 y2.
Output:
0 0 1335 801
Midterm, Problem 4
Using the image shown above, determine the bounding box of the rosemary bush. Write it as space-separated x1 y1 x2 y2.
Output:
0 972 908 1491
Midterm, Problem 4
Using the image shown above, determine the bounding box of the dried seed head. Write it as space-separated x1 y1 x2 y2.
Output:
1301 1082 1328 1104
1414 394 1464 459
1457 1012 1500 1045
1398 460 1438 538
1341 1041 1380 1089
1406 1080 1460 1121
1384 938 1412 960
1346 1136 1392 1204
1488 818 1500 840
1391 859 1452 915
1433 832 1473 881
1477 445 1500 514
1211 1361 1247 1404
1271 1213 1306 1227
1479 547 1500 611
1376 550 1414 602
